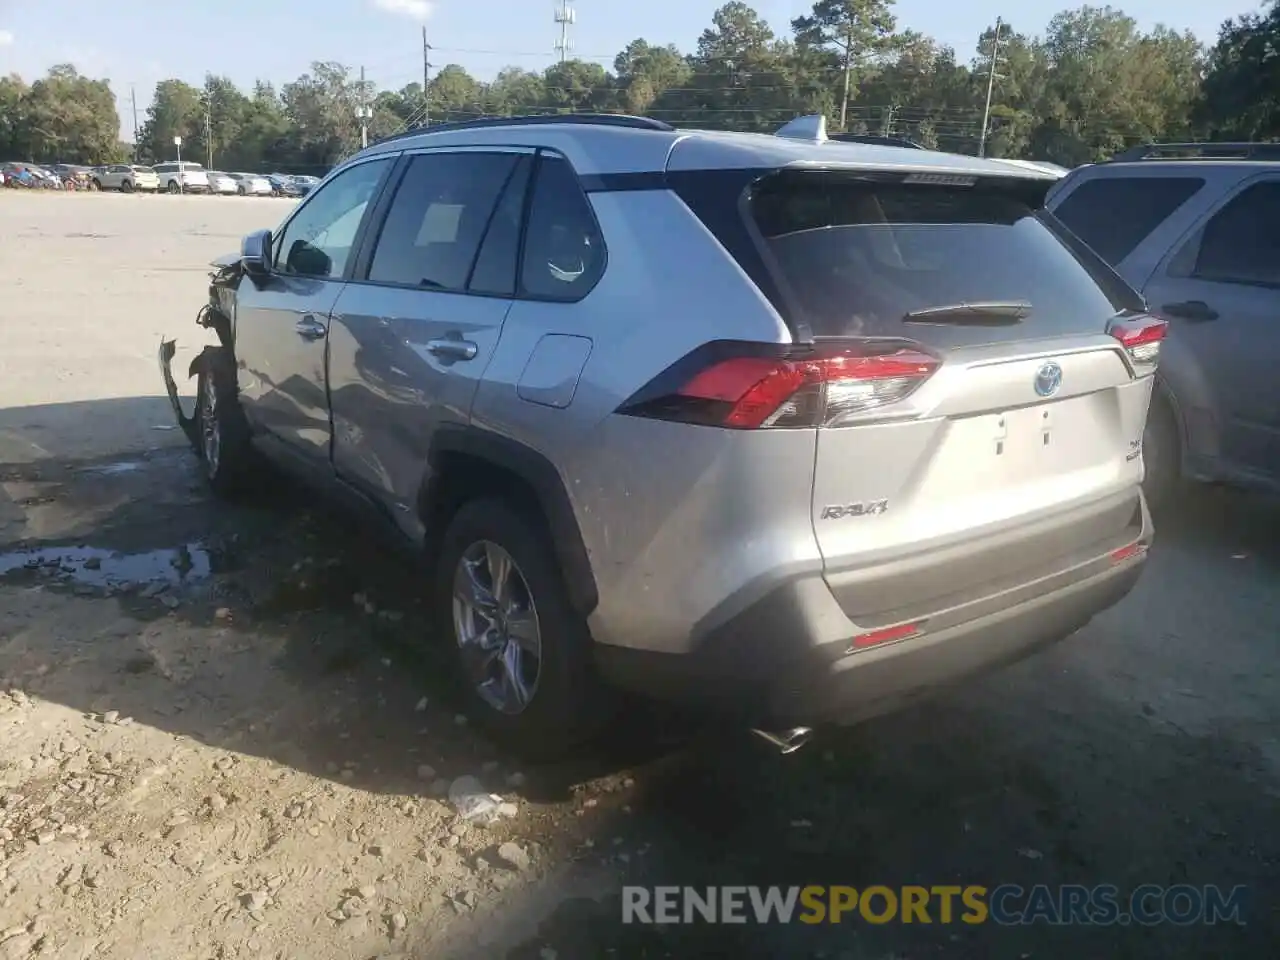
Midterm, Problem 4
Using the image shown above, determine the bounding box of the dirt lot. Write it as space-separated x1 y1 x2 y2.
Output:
1 190 1277 960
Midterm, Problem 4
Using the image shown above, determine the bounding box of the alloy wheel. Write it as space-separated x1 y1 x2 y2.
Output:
452 540 542 715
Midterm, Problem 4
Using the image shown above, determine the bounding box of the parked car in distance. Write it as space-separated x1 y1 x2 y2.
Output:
290 174 320 195
26 165 63 189
95 164 160 192
206 171 239 195
265 174 300 197
160 112 1159 759
153 161 210 194
1 162 36 187
51 164 99 190
228 172 273 196
1045 141 1280 506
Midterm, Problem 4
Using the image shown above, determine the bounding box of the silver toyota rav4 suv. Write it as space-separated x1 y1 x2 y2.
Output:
160 113 1159 757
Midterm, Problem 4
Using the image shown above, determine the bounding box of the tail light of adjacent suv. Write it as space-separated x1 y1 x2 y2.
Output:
1107 315 1167 377
618 340 940 429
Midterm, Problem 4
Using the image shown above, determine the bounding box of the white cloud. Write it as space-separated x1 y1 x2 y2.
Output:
370 0 433 20
0 29 15 47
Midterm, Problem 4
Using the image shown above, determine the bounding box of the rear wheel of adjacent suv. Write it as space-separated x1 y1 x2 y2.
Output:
1142 390 1181 512
121 179 133 193
435 498 605 759
193 346 255 498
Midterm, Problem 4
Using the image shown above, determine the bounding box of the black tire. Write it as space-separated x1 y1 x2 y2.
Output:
1142 389 1181 513
167 180 180 194
121 179 133 193
91 179 102 191
434 498 608 759
237 185 246 196
193 346 256 498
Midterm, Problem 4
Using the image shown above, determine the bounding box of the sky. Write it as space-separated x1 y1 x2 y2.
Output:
0 0 1249 141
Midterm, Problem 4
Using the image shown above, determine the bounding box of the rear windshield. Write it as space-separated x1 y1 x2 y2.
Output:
749 174 1140 346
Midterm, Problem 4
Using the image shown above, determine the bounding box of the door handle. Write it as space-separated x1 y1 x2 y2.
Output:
426 337 479 361
1161 300 1219 323
294 315 326 340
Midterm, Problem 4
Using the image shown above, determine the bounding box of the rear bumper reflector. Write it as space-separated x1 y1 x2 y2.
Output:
1110 542 1148 564
848 621 924 653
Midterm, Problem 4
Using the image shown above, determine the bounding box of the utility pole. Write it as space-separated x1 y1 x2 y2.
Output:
839 25 853 132
979 17 1006 158
422 26 431 128
205 95 213 169
130 85 139 161
553 0 576 63
356 65 372 149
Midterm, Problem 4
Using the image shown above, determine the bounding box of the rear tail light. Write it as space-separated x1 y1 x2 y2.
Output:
617 340 939 429
1107 315 1166 376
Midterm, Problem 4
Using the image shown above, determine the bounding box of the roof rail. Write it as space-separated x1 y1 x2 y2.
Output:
775 115 828 143
1112 141 1280 162
829 133 925 149
369 113 675 148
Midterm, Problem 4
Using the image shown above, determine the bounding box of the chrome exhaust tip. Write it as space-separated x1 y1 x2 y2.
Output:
750 726 814 755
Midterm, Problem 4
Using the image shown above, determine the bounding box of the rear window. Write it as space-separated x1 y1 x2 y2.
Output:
749 174 1139 345
1051 176 1204 266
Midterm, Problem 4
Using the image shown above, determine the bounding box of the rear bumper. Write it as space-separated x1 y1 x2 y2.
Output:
594 495 1151 727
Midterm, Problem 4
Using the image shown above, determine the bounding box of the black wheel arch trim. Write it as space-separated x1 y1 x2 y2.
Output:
425 425 599 617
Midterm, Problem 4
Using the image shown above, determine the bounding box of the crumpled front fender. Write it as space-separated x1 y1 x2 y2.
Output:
159 338 201 450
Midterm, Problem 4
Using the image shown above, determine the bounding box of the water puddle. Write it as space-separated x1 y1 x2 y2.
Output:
0 542 213 591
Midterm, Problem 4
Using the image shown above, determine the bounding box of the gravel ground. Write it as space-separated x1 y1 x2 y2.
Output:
0 191 1277 960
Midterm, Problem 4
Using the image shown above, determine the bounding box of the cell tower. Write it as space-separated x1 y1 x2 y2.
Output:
553 0 576 63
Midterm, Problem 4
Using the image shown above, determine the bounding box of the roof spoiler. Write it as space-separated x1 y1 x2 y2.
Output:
774 114 828 144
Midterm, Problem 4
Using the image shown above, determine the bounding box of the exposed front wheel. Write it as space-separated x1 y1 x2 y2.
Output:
167 181 180 194
121 180 133 193
435 499 607 759
193 347 256 498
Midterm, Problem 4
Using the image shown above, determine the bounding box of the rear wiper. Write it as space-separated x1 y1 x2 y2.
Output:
902 301 1032 325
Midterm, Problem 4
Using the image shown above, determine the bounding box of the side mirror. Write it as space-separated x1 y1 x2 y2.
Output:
241 229 272 276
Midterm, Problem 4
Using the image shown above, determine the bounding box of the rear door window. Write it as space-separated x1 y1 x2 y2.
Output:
1189 181 1280 286
519 154 606 301
367 151 520 292
1051 176 1204 265
749 173 1140 348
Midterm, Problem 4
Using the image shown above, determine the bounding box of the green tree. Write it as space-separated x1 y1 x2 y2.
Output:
543 60 614 113
1198 0 1280 139
139 79 204 163
429 64 484 122
0 74 30 158
21 65 121 163
792 0 898 130
614 40 692 114
281 62 368 165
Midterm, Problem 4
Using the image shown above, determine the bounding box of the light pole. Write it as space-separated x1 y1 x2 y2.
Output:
173 136 184 194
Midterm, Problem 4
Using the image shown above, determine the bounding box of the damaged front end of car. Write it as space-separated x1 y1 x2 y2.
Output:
158 252 243 451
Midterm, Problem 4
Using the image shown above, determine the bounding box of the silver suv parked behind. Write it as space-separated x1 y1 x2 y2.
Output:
160 114 1159 757
1046 142 1280 505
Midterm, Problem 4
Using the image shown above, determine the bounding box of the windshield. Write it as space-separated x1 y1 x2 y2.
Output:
749 173 1143 348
